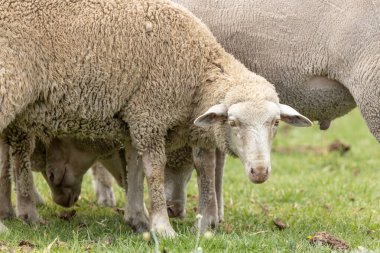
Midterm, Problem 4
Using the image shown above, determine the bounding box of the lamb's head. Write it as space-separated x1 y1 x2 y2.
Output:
194 84 312 184
44 138 93 207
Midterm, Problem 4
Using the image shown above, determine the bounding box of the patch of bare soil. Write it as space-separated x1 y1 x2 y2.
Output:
308 232 350 250
57 210 76 220
18 240 35 252
273 139 350 155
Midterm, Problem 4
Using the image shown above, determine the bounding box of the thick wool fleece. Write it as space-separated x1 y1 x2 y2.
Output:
0 0 280 230
173 0 380 135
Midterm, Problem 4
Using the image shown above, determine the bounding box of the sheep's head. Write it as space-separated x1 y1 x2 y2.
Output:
43 138 91 207
194 101 312 184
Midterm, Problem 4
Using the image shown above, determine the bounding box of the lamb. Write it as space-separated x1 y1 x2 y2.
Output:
0 0 311 236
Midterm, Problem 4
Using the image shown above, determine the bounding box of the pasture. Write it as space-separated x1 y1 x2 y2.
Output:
0 109 379 252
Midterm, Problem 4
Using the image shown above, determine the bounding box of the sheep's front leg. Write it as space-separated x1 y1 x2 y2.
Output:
193 147 218 233
124 144 149 233
91 163 116 207
142 148 176 237
215 149 225 222
9 134 39 223
0 141 14 219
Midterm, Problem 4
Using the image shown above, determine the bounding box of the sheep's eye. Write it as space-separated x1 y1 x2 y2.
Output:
274 119 280 127
228 120 237 127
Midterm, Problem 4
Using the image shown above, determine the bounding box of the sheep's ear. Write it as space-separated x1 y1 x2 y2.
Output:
279 104 313 127
194 104 228 127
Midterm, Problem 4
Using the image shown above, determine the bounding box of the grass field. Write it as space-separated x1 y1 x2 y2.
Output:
1 109 379 252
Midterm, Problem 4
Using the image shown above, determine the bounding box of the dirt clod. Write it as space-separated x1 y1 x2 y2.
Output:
57 210 76 220
328 140 350 154
273 218 288 230
308 232 350 250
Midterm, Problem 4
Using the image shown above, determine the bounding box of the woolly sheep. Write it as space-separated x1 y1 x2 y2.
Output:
44 138 195 231
0 0 311 236
0 140 120 218
172 0 380 228
173 0 379 134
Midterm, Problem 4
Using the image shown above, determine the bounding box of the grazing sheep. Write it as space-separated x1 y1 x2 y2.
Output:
43 138 196 231
0 0 311 236
0 139 120 219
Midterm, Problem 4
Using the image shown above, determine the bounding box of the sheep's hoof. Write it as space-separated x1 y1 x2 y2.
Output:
0 209 15 220
125 212 149 233
126 218 149 233
154 224 176 238
196 213 219 233
17 210 40 224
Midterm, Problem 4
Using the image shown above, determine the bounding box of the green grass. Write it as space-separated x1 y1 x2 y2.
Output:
1 109 380 252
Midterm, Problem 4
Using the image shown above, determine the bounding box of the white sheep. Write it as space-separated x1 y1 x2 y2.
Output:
173 0 377 133
0 0 311 236
172 0 380 228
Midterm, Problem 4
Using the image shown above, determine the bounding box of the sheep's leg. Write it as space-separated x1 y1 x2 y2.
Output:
91 163 116 207
9 133 39 223
124 144 149 233
142 148 176 237
0 141 14 219
165 146 193 219
215 149 225 223
193 147 218 233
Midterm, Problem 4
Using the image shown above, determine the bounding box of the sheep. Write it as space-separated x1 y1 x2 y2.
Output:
0 139 120 218
0 0 311 236
172 0 380 134
171 0 380 228
44 138 194 231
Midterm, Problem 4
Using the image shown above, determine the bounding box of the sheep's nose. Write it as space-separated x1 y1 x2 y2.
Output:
167 206 186 218
249 166 270 184
250 166 269 176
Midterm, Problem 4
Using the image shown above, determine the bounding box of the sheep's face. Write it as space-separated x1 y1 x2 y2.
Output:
44 138 92 207
194 101 312 184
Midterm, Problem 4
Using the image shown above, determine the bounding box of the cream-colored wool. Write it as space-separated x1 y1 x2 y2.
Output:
0 0 281 236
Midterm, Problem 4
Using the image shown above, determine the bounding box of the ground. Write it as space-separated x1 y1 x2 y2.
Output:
0 109 379 252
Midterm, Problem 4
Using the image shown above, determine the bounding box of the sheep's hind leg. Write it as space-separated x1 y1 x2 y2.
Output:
91 163 116 207
124 144 149 233
8 132 40 223
0 141 15 219
193 148 218 233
